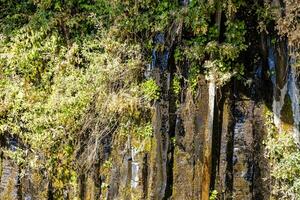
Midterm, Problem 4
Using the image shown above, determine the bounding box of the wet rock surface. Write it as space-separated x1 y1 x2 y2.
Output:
0 160 18 199
1 2 299 200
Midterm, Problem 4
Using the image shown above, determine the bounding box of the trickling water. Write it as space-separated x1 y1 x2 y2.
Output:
151 33 169 71
288 47 300 142
263 40 300 199
232 97 254 199
268 40 288 130
208 80 216 131
201 79 215 199
268 42 276 85
131 148 139 189
272 85 288 129
269 39 300 143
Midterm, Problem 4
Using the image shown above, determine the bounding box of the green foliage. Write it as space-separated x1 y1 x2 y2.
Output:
176 8 247 88
172 74 181 96
141 79 160 101
257 1 300 62
137 123 153 138
225 20 247 48
103 159 113 169
1 1 149 198
256 3 274 32
188 65 201 93
209 190 218 200
119 121 152 139
265 109 300 199
171 137 176 146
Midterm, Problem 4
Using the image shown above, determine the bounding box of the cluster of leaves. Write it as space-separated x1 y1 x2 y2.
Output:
257 0 300 67
174 0 247 89
209 190 218 200
141 79 160 101
265 109 300 199
276 0 300 46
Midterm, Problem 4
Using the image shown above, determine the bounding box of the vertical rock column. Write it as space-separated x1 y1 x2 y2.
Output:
215 86 259 200
201 80 216 200
149 69 170 199
232 94 254 199
252 103 271 199
172 77 214 199
148 33 171 199
215 92 235 199
107 136 132 200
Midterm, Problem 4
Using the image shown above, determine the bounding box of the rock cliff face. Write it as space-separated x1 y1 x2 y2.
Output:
101 31 297 200
99 29 298 200
0 1 299 200
0 46 298 200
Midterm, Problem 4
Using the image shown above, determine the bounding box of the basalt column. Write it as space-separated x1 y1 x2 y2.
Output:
172 76 215 199
148 33 171 200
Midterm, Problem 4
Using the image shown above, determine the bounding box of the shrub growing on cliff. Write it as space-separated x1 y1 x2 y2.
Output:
1 0 148 197
265 110 300 199
141 79 160 101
